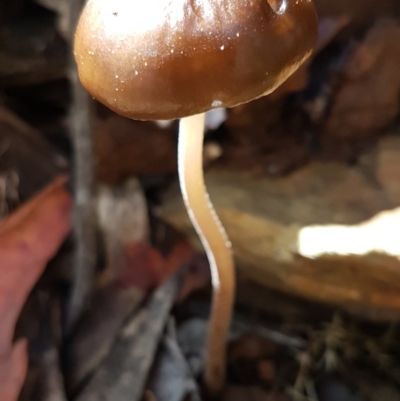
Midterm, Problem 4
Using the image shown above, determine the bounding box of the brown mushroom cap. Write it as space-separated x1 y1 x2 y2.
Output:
74 0 317 121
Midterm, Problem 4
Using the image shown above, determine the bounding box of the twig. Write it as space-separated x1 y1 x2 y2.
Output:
67 0 97 331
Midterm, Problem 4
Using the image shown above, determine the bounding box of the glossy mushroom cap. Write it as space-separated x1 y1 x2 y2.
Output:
74 0 317 121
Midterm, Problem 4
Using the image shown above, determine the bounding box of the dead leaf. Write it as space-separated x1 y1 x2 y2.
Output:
116 240 194 292
0 176 72 401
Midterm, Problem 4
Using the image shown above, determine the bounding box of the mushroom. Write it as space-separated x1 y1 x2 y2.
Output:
74 0 317 393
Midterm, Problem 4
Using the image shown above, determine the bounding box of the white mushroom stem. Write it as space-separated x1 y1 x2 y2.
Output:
178 113 235 393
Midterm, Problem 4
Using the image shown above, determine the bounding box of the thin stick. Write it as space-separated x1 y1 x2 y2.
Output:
67 0 97 332
178 114 235 394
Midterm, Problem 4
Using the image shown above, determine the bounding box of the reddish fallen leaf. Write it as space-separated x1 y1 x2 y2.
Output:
110 234 210 305
0 176 72 401
116 240 194 291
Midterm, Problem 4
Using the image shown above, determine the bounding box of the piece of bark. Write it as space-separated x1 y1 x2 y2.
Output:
325 18 400 139
162 134 400 320
64 286 144 395
75 270 183 401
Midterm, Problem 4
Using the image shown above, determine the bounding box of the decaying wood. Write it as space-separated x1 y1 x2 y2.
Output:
64 286 144 395
162 135 400 320
76 270 184 401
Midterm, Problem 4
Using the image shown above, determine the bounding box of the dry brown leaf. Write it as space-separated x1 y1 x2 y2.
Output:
0 176 72 401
